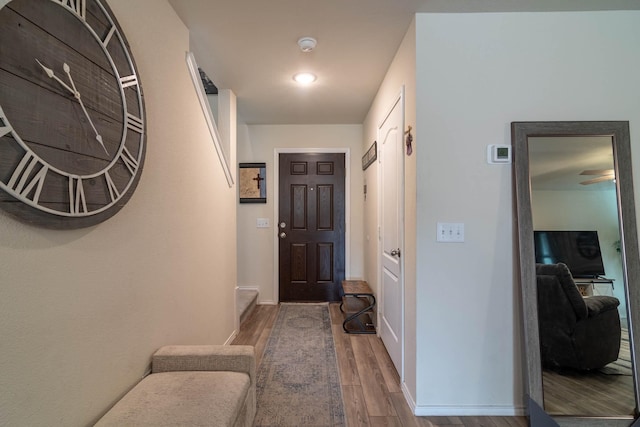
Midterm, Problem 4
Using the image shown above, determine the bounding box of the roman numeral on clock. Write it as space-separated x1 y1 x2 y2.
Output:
120 75 138 89
120 146 139 176
104 171 121 202
69 176 88 214
58 0 86 20
7 153 48 204
0 105 14 138
126 113 144 134
0 121 12 139
102 25 117 47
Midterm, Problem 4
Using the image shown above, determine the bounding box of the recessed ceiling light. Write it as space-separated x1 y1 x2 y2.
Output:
293 72 317 85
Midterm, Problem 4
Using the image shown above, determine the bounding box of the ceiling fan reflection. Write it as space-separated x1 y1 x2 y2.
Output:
580 169 615 185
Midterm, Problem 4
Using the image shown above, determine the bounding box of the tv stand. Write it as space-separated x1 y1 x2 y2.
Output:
573 277 614 296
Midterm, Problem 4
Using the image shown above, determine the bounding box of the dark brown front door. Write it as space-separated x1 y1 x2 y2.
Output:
279 152 345 302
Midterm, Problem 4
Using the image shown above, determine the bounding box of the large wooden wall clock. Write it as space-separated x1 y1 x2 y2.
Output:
0 0 146 229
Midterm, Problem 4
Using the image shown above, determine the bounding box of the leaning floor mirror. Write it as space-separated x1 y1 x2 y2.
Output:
512 121 640 426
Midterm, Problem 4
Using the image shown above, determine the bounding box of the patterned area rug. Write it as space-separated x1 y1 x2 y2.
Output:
254 303 345 426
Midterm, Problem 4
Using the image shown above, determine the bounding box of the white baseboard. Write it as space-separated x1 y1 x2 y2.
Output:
413 404 526 417
258 300 278 305
224 330 238 345
399 385 525 417
401 382 417 413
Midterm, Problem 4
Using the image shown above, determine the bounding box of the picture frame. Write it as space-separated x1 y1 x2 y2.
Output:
239 163 267 203
362 141 377 170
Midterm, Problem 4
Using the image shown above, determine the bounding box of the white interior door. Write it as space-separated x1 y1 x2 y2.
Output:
379 93 404 375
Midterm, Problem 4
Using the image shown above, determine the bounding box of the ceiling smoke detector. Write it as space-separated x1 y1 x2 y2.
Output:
297 37 317 53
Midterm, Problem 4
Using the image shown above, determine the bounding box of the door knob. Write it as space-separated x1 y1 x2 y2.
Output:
390 248 401 257
279 232 287 239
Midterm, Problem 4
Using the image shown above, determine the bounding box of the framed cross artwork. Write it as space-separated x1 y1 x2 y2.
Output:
239 163 267 203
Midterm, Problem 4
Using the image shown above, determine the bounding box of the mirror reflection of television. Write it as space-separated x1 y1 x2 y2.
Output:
534 230 606 278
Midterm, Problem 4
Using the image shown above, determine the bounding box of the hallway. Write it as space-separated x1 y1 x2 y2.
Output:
233 304 528 427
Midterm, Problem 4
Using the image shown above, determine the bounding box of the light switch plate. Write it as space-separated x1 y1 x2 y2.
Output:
437 222 464 242
257 218 270 228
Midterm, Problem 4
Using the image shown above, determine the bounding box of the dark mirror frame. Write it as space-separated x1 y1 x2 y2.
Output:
512 121 640 426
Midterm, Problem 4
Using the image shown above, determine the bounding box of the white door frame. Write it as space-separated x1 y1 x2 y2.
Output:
377 88 405 380
272 148 351 303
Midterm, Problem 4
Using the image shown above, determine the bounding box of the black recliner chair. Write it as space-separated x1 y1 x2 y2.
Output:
536 263 621 370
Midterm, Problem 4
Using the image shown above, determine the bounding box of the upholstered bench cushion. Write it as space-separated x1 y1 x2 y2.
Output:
95 371 250 426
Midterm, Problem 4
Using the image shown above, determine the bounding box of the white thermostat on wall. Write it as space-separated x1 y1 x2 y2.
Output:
487 144 512 164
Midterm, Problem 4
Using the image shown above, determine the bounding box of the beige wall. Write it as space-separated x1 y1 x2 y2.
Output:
0 1 237 425
236 124 364 303
414 10 640 415
361 18 417 400
5 3 640 424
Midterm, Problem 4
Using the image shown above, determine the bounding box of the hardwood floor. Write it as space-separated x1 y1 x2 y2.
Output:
540 328 635 417
232 303 528 427
542 367 635 417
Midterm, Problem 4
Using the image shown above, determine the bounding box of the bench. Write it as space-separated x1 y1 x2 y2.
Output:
340 280 376 334
95 345 256 427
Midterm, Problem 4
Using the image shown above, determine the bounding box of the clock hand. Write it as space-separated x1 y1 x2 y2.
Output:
75 94 109 156
62 63 109 156
35 59 75 96
36 59 109 155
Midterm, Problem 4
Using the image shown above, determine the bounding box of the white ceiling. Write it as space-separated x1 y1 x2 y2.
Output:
529 136 615 191
167 0 640 125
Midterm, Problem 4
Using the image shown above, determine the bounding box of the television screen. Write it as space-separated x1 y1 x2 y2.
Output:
534 230 606 278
